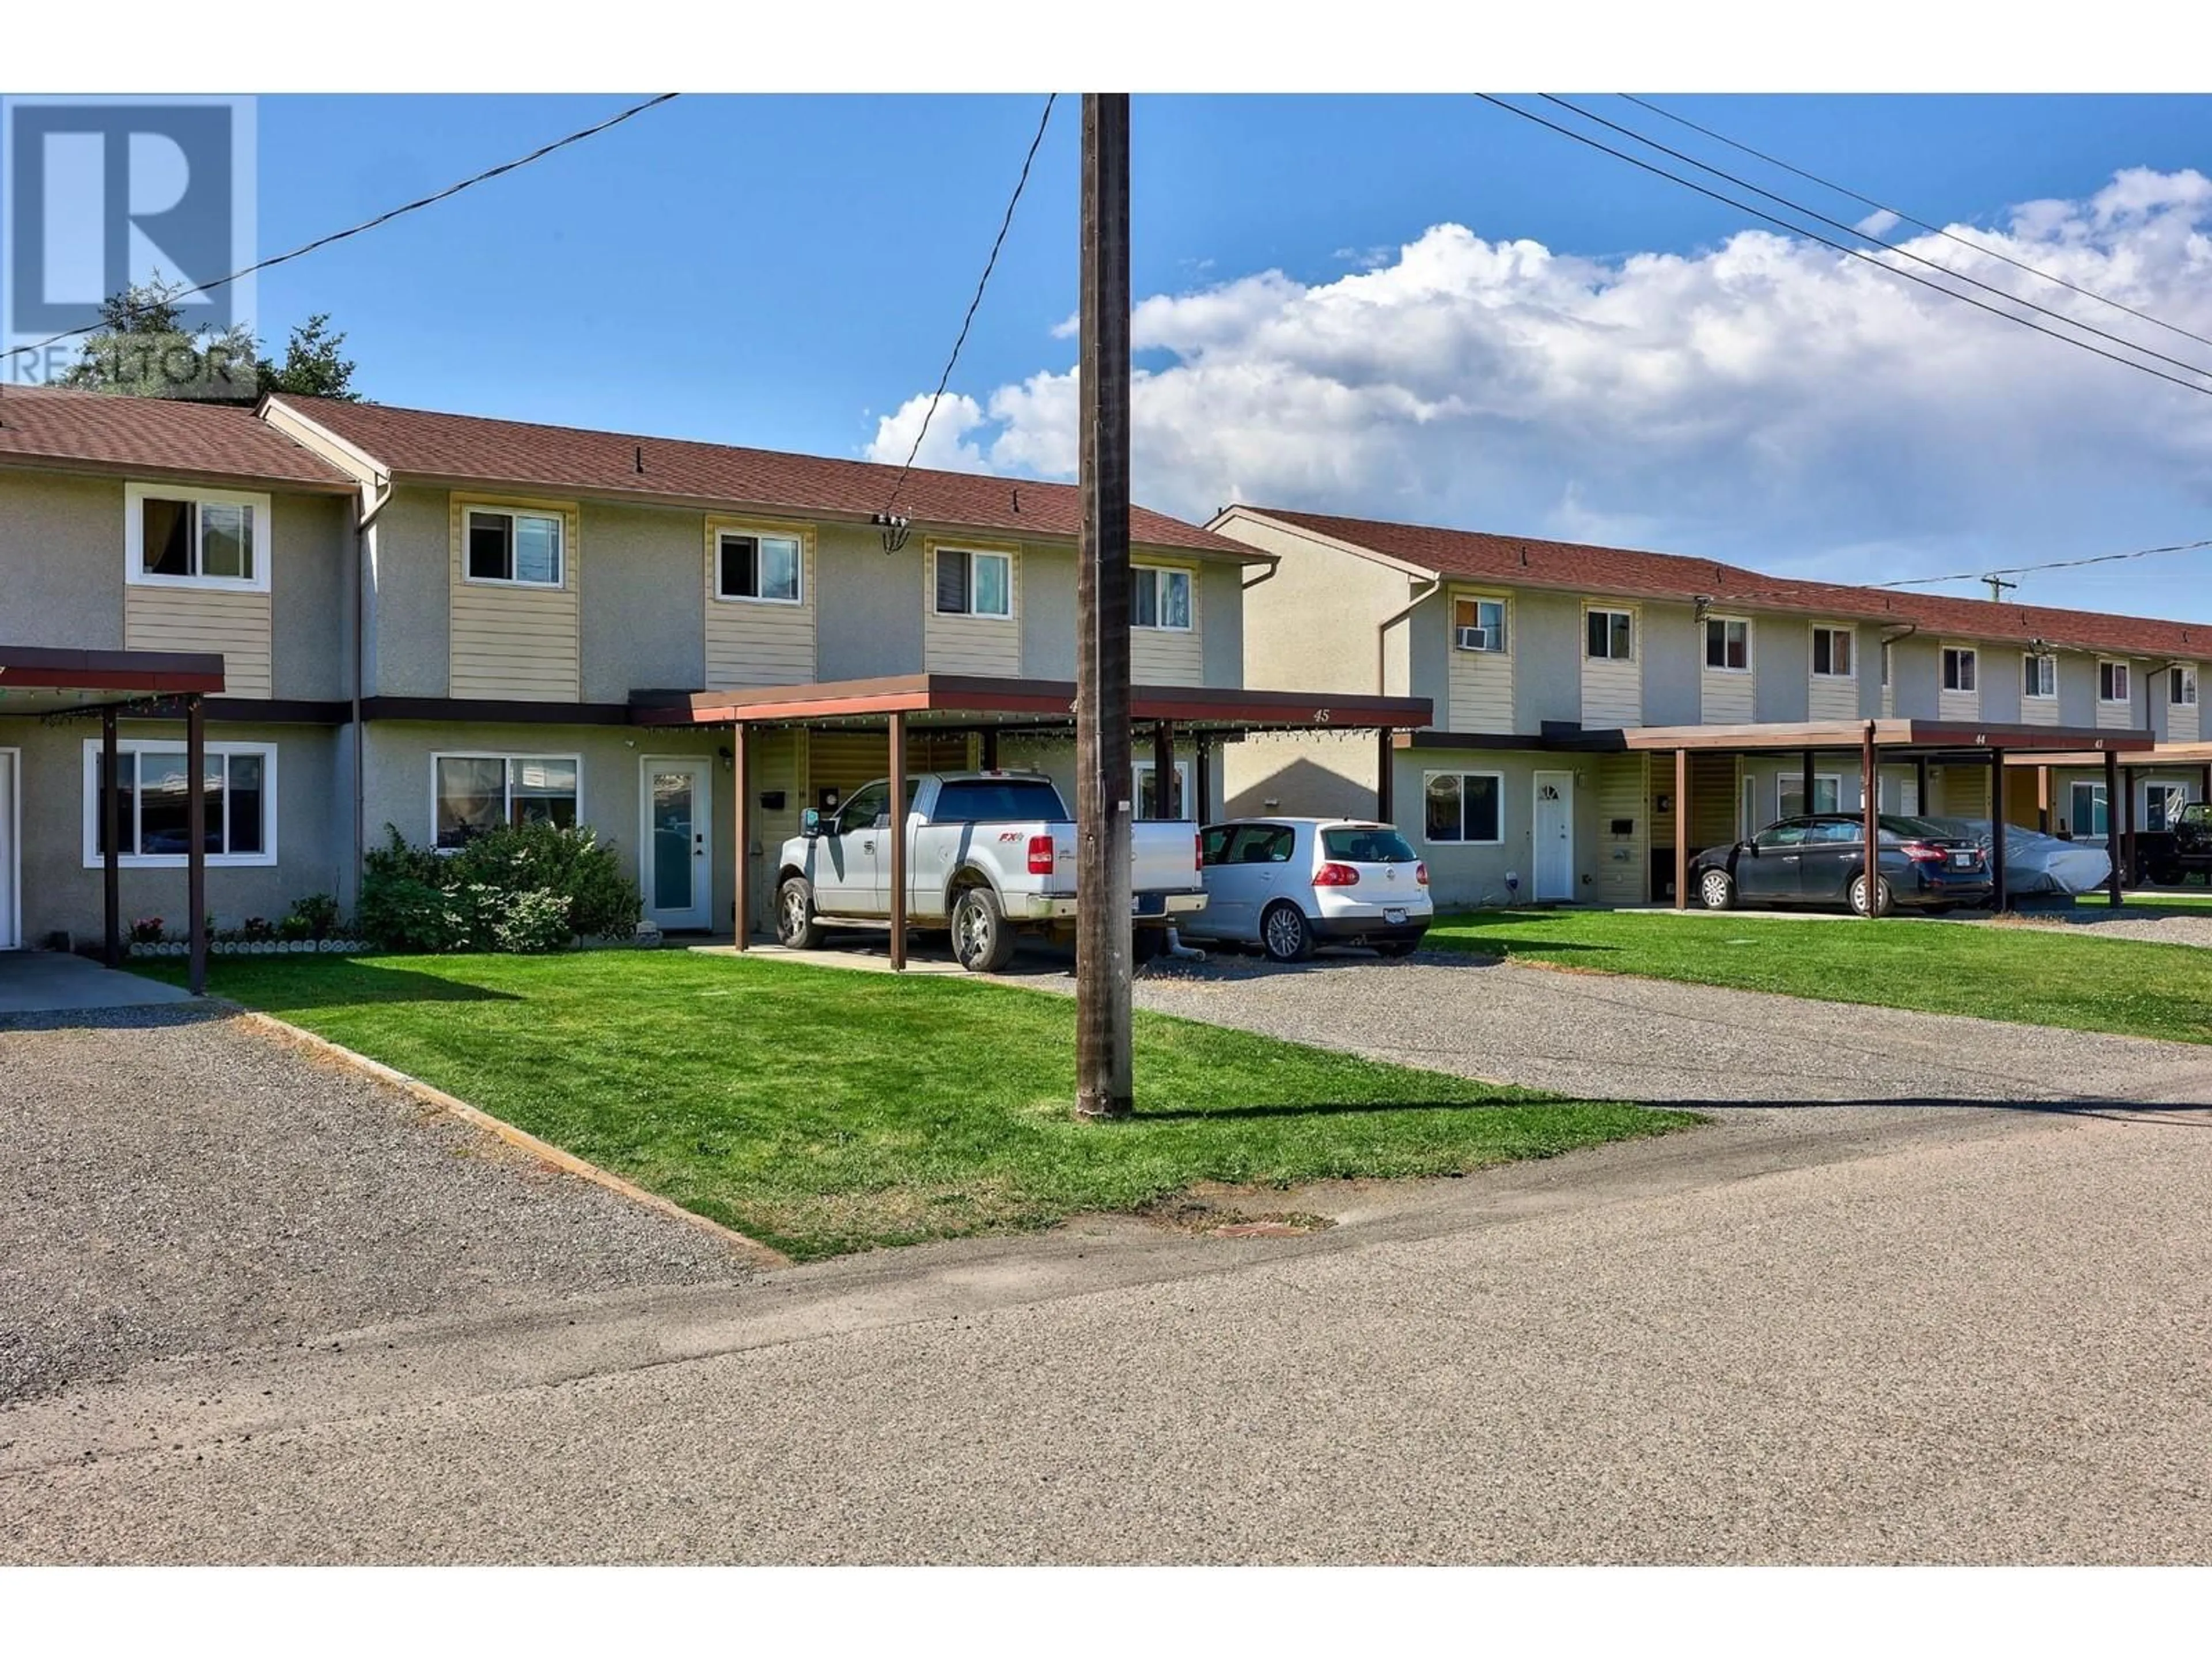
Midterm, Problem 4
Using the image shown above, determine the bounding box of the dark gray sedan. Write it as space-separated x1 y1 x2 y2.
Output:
1690 814 1993 916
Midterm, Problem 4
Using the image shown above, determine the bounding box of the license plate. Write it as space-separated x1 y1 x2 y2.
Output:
1131 892 1168 917
1950 852 1973 868
1383 907 1408 925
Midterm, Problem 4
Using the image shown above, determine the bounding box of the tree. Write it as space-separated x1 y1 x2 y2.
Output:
258 313 359 401
58 278 361 402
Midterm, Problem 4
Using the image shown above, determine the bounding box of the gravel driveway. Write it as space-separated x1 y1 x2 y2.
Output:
0 1006 759 1402
1962 904 2212 949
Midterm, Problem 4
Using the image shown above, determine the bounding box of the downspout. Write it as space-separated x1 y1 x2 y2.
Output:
352 476 394 909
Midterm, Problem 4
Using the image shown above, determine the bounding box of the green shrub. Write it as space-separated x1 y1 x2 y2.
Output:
283 892 343 941
355 823 639 953
492 887 575 953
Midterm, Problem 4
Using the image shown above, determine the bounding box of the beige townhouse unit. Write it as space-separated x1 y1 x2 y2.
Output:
1 387 1427 966
1212 506 2207 908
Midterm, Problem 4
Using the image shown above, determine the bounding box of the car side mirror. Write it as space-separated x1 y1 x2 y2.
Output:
800 808 824 837
1736 839 1757 857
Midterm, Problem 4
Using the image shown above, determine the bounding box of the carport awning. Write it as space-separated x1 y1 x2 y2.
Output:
630 673 1433 736
0 645 225 714
1579 718 2156 756
2005 741 2212 768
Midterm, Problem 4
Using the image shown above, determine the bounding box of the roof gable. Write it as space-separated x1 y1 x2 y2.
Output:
0 384 355 491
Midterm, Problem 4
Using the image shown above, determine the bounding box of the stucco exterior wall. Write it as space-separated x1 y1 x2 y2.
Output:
368 486 452 697
585 501 710 698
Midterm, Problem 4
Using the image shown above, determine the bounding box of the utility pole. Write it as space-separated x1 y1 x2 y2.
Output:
1983 574 2019 603
1074 92 1134 1121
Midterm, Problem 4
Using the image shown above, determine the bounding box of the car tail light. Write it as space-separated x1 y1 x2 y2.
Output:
1313 862 1361 887
1027 834 1055 875
1415 862 1429 887
1898 841 1946 864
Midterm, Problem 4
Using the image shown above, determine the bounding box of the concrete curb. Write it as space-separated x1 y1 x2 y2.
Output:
232 1008 791 1270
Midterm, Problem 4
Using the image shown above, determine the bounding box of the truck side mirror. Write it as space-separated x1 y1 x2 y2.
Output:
800 808 824 837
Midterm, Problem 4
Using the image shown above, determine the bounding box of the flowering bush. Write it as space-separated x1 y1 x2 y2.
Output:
356 823 640 953
128 916 166 945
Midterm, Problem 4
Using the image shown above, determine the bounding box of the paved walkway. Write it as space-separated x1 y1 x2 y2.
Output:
0 951 192 1015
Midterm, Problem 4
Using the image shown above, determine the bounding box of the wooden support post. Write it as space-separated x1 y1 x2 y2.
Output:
1376 729 1395 824
2122 763 2138 891
1989 748 2008 911
1801 749 1815 816
731 723 751 949
186 695 207 994
2105 748 2123 908
979 726 999 770
1152 719 1174 817
1860 722 1878 919
888 711 908 972
101 706 122 968
1074 92 1134 1120
2037 763 2052 834
1673 747 1689 911
1195 738 1213 824
1914 756 1930 816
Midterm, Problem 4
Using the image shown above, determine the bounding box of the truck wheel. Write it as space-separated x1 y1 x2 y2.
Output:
950 885 1017 973
775 877 825 949
1130 926 1166 967
1260 901 1315 963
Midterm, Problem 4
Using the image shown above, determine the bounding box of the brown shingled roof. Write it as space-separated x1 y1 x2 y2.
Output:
0 384 355 491
1249 506 2212 663
275 395 1250 558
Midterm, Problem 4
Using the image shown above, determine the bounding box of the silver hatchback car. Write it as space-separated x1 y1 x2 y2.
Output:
1185 817 1433 961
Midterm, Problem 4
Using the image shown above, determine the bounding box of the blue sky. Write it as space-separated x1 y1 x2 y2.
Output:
247 93 2212 619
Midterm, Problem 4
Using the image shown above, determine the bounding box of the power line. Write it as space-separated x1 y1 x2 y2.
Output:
3 92 681 368
1472 94 2212 405
1619 93 2212 357
1536 93 2212 389
880 93 1057 525
1870 535 2212 589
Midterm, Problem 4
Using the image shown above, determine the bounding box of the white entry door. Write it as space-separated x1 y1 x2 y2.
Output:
0 749 18 949
640 758 713 931
1533 770 1575 901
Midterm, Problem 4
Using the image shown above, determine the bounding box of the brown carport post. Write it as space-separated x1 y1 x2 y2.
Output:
1988 746 2008 910
2122 763 2138 889
2037 764 2052 834
101 706 122 968
1376 729 1395 824
979 726 999 770
1859 723 1878 917
888 710 908 972
1801 749 1815 816
185 695 207 995
1195 739 1213 824
1152 719 1175 816
2105 748 2123 907
731 722 750 950
1673 747 1689 911
1915 755 1930 815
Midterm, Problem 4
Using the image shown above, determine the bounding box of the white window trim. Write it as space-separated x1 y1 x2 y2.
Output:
80 738 279 869
463 505 567 591
2142 778 2193 831
1779 772 1846 816
1131 563 1195 633
2099 658 2133 705
935 547 1014 619
2022 653 2058 700
124 481 272 594
1421 770 1506 846
1585 606 1635 663
430 751 584 850
713 528 805 607
1703 615 1753 675
1132 757 1195 817
1942 645 1979 694
2069 780 2110 839
1452 593 1511 655
2172 665 2200 706
1810 626 1856 680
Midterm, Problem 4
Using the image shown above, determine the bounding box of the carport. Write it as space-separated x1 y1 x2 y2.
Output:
2006 740 2212 884
631 672 1430 968
1558 718 2155 912
0 645 226 988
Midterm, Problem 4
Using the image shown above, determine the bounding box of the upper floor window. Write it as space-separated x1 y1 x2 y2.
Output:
1942 646 1978 692
1452 596 1508 654
717 531 802 604
466 507 564 588
935 547 1012 618
1811 627 1854 679
2022 653 2056 699
126 482 269 592
2099 660 2131 704
1132 565 1192 631
81 739 276 868
434 753 579 850
2172 665 2200 706
1585 608 1634 662
1703 616 1751 672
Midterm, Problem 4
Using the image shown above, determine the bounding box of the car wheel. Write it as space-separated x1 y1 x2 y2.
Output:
950 885 1017 973
1698 868 1736 911
1260 901 1315 963
1849 872 1895 917
776 877 825 949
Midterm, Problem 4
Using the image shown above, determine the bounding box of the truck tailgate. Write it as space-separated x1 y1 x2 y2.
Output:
1130 820 1202 895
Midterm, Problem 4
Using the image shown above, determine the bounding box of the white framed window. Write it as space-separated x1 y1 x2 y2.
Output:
1779 773 1843 819
1131 565 1193 631
1703 616 1751 672
1132 758 1194 819
1452 595 1509 654
81 739 277 868
1942 646 1978 692
935 547 1012 618
1422 771 1503 844
715 530 802 605
2069 781 2109 839
2099 659 2131 704
2144 781 2192 833
1585 608 1634 661
124 482 270 593
2171 666 2198 706
433 753 581 850
1811 627 1854 679
2022 653 2057 699
465 506 565 588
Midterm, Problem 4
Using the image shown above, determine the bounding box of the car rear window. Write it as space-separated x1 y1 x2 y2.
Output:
1322 826 1418 862
931 779 1068 821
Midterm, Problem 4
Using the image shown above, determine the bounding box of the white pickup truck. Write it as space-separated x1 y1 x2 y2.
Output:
772 770 1206 972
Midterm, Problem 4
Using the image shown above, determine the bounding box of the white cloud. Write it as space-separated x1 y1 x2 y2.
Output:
861 170 2212 590
862 391 990 472
1855 207 1902 238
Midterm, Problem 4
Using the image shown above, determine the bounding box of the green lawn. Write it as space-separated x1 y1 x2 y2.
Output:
1427 908 2212 1046
148 952 1687 1261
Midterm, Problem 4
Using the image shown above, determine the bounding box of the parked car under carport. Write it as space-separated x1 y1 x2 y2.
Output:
1691 814 1993 916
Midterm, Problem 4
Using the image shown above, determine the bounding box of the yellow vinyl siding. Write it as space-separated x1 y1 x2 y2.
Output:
1937 642 1979 724
123 584 272 698
2171 670 2201 743
1580 603 1642 727
448 494 581 701
1700 666 1755 722
1130 559 1202 685
704 516 817 689
2021 654 2061 726
1445 587 1514 732
923 537 1022 676
1807 626 1858 721
1593 752 1647 906
2097 661 2135 730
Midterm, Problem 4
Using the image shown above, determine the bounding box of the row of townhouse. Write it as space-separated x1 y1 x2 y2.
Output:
1211 507 2208 908
0 386 1263 951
